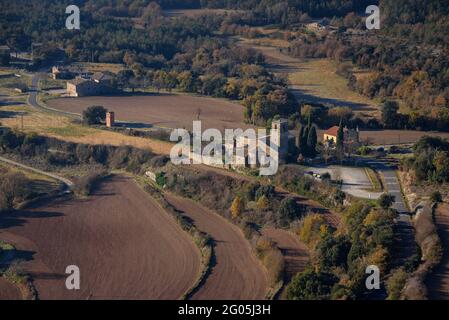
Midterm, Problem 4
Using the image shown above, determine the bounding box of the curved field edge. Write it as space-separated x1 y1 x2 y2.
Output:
135 177 213 300
0 240 38 300
163 193 269 300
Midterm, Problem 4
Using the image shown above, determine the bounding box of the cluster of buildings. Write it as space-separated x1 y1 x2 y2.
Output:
50 66 117 97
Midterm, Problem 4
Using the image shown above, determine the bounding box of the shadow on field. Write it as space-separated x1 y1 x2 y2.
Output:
291 87 377 112
0 210 63 230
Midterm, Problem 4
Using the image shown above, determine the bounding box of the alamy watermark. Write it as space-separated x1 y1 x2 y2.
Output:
366 5 380 30
366 265 381 290
170 121 280 176
66 5 80 30
65 265 80 290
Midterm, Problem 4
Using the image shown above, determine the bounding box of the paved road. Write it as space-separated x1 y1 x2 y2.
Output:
28 73 79 118
302 165 383 200
0 156 73 189
362 158 417 267
361 159 408 213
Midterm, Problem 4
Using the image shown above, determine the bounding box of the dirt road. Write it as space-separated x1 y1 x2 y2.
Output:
164 194 268 300
0 176 201 300
426 203 449 300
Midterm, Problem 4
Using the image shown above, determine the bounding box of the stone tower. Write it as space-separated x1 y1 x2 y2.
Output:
271 118 289 164
106 111 115 128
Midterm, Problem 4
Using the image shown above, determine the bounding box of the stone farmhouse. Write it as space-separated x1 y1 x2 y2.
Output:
67 72 116 97
51 66 75 80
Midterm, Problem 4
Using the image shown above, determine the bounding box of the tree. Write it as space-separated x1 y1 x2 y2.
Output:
336 120 345 161
382 100 399 129
286 269 339 300
430 191 442 203
277 197 300 227
231 196 245 219
82 106 108 125
386 268 408 300
337 120 344 151
296 126 305 158
177 71 197 92
307 126 318 158
116 69 135 90
378 193 396 210
257 195 270 211
0 172 29 212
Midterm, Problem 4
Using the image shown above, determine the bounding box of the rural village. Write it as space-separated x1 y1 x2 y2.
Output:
1 0 449 305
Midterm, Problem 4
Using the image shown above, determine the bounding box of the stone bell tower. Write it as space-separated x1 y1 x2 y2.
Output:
271 118 289 164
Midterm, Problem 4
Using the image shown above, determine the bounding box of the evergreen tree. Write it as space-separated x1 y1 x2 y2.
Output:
337 120 344 151
302 126 309 157
307 126 318 158
296 126 305 156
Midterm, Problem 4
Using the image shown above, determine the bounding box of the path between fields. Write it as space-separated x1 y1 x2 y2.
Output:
0 156 73 188
0 176 201 299
164 193 268 300
426 203 449 300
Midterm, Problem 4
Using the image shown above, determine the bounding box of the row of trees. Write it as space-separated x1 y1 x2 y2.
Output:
295 115 318 159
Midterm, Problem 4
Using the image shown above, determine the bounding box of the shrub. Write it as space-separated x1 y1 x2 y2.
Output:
73 171 107 197
256 195 270 211
386 268 408 300
82 106 108 125
277 197 301 227
286 269 338 300
0 172 31 212
231 196 245 219
156 172 166 187
300 214 327 245
378 193 395 209
430 191 442 203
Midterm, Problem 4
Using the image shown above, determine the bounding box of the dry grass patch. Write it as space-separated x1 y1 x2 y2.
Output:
1 104 173 155
289 59 381 117
70 62 125 74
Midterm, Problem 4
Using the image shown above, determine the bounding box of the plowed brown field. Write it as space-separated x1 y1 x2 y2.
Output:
164 194 268 300
47 94 249 131
0 176 200 300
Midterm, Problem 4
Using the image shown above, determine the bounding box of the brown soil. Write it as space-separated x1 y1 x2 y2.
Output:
426 203 449 300
0 277 22 300
164 193 268 300
0 176 201 300
358 130 449 145
261 228 309 299
47 93 249 131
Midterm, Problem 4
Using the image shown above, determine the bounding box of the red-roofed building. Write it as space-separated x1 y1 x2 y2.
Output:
324 126 359 145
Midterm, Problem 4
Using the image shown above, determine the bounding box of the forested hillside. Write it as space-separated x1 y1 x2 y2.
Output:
1 0 449 129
